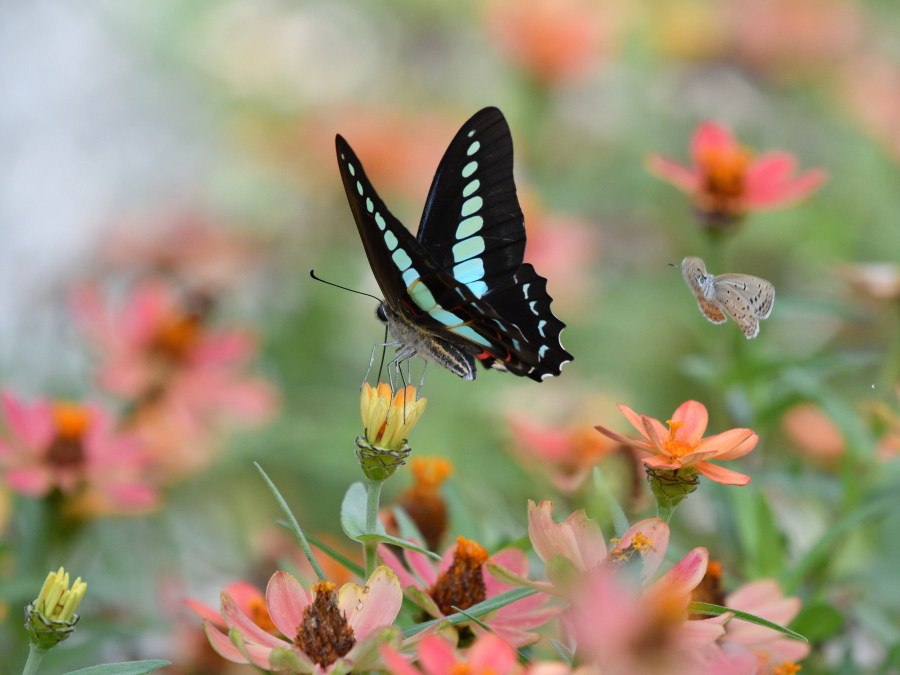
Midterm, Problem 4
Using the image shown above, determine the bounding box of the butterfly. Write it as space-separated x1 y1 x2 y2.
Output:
674 256 775 339
335 107 572 382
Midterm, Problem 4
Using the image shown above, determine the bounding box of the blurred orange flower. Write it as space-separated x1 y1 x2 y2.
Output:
648 121 826 228
380 457 452 551
838 262 900 303
781 403 845 467
595 400 757 485
484 0 617 86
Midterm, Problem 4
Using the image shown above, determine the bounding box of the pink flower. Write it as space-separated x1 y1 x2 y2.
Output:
203 567 403 673
722 580 810 667
378 537 559 647
186 581 279 636
71 279 278 430
647 121 826 227
595 400 757 485
525 500 670 593
484 0 617 86
382 633 574 675
506 415 619 494
0 391 158 512
781 403 845 468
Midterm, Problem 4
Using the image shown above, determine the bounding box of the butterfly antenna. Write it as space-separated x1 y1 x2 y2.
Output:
668 263 684 270
310 270 382 302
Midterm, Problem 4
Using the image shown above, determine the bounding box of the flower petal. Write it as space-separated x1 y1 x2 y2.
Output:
1 391 54 449
677 615 728 649
648 547 708 602
221 591 287 650
418 634 460 674
347 565 403 639
694 461 751 486
698 429 757 459
407 546 440 587
203 620 251 664
671 400 708 446
618 404 667 442
468 633 519 672
618 517 669 582
691 121 737 166
593 425 653 454
377 544 422 591
266 571 309 639
646 155 700 192
380 646 421 675
641 455 682 470
184 598 226 628
641 416 669 456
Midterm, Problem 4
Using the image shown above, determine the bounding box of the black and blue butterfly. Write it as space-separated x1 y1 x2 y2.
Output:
336 107 572 382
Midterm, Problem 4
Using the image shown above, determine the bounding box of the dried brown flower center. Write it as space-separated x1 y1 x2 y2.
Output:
397 458 453 550
430 537 489 616
689 560 725 619
294 580 356 668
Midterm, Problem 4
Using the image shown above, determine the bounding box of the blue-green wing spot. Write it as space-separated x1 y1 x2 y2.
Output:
385 231 399 251
462 161 477 178
539 345 549 357
467 141 480 155
457 216 483 239
430 307 465 326
409 282 437 311
453 258 485 285
463 180 480 197
402 268 420 287
461 196 483 217
452 325 491 347
538 320 547 336
522 283 530 298
357 181 363 195
366 198 374 213
392 249 412 271
453 237 485 262
348 163 355 175
375 213 386 230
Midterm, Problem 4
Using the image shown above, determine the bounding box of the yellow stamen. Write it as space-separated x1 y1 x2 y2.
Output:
663 419 696 458
771 663 801 675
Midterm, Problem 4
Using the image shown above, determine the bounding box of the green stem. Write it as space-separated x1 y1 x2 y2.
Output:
364 477 385 579
877 301 900 394
22 644 49 675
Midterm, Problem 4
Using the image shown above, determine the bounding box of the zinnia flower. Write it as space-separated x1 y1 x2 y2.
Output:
186 581 278 636
0 391 158 511
594 400 757 485
781 403 845 467
378 536 559 647
647 121 826 228
360 384 426 452
380 457 452 551
203 567 403 673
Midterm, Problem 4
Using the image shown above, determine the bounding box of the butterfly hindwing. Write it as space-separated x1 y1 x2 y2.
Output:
417 107 526 300
714 275 775 319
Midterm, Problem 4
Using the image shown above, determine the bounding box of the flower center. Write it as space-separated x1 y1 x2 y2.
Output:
450 665 497 675
603 532 656 577
689 560 725 619
770 662 802 675
430 537 489 616
663 420 697 459
294 580 356 668
45 403 90 469
152 311 202 361
697 145 752 215
247 595 277 634
396 458 453 551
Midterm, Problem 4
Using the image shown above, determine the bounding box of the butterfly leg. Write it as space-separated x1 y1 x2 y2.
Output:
417 362 428 400
385 347 412 392
362 340 401 389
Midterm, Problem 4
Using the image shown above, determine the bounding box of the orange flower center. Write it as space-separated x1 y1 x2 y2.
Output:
430 537 489 616
396 458 454 550
247 595 277 634
294 579 355 668
696 145 753 215
663 420 697 459
771 662 802 675
46 403 91 470
450 666 497 675
152 312 202 361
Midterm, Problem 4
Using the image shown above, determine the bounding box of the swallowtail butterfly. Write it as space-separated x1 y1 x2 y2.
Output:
336 107 572 382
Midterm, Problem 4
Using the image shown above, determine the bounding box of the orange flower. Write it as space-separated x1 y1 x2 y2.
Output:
360 384 426 453
781 403 845 467
595 400 757 485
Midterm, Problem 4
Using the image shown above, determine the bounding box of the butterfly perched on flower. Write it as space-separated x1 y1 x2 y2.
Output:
336 107 572 381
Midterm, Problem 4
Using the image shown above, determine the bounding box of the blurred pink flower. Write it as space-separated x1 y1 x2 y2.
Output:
595 400 757 485
526 501 670 594
723 0 862 78
186 581 279 636
506 415 618 494
567 565 729 675
648 122 826 228
71 279 278 431
781 403 845 468
0 392 158 512
204 568 402 673
722 580 810 668
378 536 559 647
484 0 617 86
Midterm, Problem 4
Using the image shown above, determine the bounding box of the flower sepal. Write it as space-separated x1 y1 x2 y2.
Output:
345 624 402 671
355 436 412 481
646 466 700 523
404 586 443 618
485 563 553 595
269 646 314 673
25 603 80 650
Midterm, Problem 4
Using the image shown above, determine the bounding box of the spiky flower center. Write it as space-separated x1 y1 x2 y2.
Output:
46 403 91 469
663 420 698 459
430 537 489 616
294 580 355 668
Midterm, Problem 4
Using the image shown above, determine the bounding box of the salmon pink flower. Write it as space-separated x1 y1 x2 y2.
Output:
506 415 619 494
203 567 402 673
0 392 158 511
781 403 845 468
647 122 826 229
71 280 278 430
595 400 757 486
186 581 279 636
378 536 559 647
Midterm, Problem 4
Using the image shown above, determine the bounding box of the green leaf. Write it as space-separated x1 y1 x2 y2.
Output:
307 532 365 578
257 462 325 580
342 483 439 560
550 639 574 666
790 602 844 642
403 587 537 638
593 467 630 539
730 487 785 579
63 661 171 675
688 602 807 642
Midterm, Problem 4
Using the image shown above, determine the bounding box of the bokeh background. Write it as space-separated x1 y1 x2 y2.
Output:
2 0 900 672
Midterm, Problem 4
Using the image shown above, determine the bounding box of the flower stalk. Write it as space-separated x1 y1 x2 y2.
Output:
645 466 700 523
364 476 384 579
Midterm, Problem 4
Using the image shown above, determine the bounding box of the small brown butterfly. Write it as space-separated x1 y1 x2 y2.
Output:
672 256 775 339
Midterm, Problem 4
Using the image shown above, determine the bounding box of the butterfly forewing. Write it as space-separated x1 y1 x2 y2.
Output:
416 107 526 300
715 275 775 319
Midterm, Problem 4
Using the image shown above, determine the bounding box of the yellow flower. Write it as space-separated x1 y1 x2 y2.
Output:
360 384 426 452
34 567 87 624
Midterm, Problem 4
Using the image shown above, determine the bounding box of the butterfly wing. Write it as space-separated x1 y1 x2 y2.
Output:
711 275 775 339
680 257 727 324
416 107 525 299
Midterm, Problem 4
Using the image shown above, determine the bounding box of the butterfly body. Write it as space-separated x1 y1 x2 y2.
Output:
678 256 774 339
337 107 572 381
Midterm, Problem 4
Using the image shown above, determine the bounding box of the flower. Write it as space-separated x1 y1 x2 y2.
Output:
380 457 453 551
595 400 757 485
378 536 559 647
647 121 826 228
0 392 158 512
506 414 619 494
781 403 845 467
358 384 426 479
484 0 617 86
26 567 87 649
186 581 278 636
70 280 278 431
203 567 403 673
838 262 900 302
